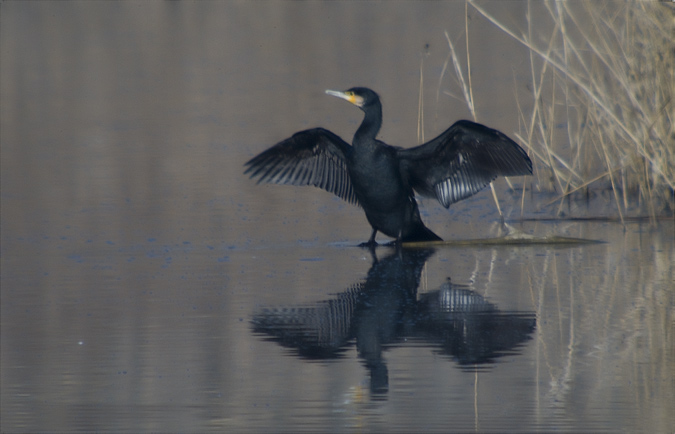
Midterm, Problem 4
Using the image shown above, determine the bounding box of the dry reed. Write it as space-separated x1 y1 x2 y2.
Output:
445 1 675 221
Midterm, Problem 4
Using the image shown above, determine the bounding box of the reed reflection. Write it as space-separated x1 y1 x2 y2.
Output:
251 248 535 397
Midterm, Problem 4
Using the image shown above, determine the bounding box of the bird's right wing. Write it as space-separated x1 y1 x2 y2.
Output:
244 128 359 205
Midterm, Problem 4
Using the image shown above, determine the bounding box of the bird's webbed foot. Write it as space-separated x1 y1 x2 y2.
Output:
358 229 379 249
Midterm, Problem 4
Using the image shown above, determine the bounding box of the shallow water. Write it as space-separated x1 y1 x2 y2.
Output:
2 2 674 433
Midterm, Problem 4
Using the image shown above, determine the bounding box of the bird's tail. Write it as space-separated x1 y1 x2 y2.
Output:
401 223 443 242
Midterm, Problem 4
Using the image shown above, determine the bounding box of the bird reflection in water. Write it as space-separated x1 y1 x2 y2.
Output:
251 248 536 398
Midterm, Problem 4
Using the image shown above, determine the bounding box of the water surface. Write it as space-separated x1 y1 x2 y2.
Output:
2 2 673 433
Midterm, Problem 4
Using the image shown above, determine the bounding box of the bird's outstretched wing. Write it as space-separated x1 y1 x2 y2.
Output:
244 128 359 205
397 120 532 208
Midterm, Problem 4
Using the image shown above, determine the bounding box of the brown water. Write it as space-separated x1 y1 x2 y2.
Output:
2 2 674 433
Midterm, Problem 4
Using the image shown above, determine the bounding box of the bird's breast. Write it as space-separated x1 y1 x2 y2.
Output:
348 153 409 213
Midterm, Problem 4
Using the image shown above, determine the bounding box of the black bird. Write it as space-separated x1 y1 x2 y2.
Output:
244 87 532 245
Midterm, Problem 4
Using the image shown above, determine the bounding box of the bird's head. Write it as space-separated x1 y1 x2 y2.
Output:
325 87 380 111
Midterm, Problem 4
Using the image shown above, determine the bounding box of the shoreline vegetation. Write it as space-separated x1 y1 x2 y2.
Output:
439 1 674 223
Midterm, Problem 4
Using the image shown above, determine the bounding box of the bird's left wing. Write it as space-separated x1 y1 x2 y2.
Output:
244 128 359 205
397 120 532 208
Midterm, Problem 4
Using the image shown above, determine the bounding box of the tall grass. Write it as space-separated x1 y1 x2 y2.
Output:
445 1 674 221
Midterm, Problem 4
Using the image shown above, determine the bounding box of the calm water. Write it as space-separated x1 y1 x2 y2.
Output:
2 2 673 433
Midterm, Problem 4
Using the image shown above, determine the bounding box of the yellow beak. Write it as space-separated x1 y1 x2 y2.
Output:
326 89 363 107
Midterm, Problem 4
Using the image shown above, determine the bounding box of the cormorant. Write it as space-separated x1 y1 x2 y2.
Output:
244 87 532 245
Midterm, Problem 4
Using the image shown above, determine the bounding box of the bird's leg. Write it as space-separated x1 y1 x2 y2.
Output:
368 228 378 245
358 228 379 248
384 229 403 247
397 229 403 245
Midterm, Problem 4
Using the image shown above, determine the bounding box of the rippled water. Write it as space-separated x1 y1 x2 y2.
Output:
2 2 673 433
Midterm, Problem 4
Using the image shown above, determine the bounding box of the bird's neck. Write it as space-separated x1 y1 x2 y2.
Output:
354 104 382 147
